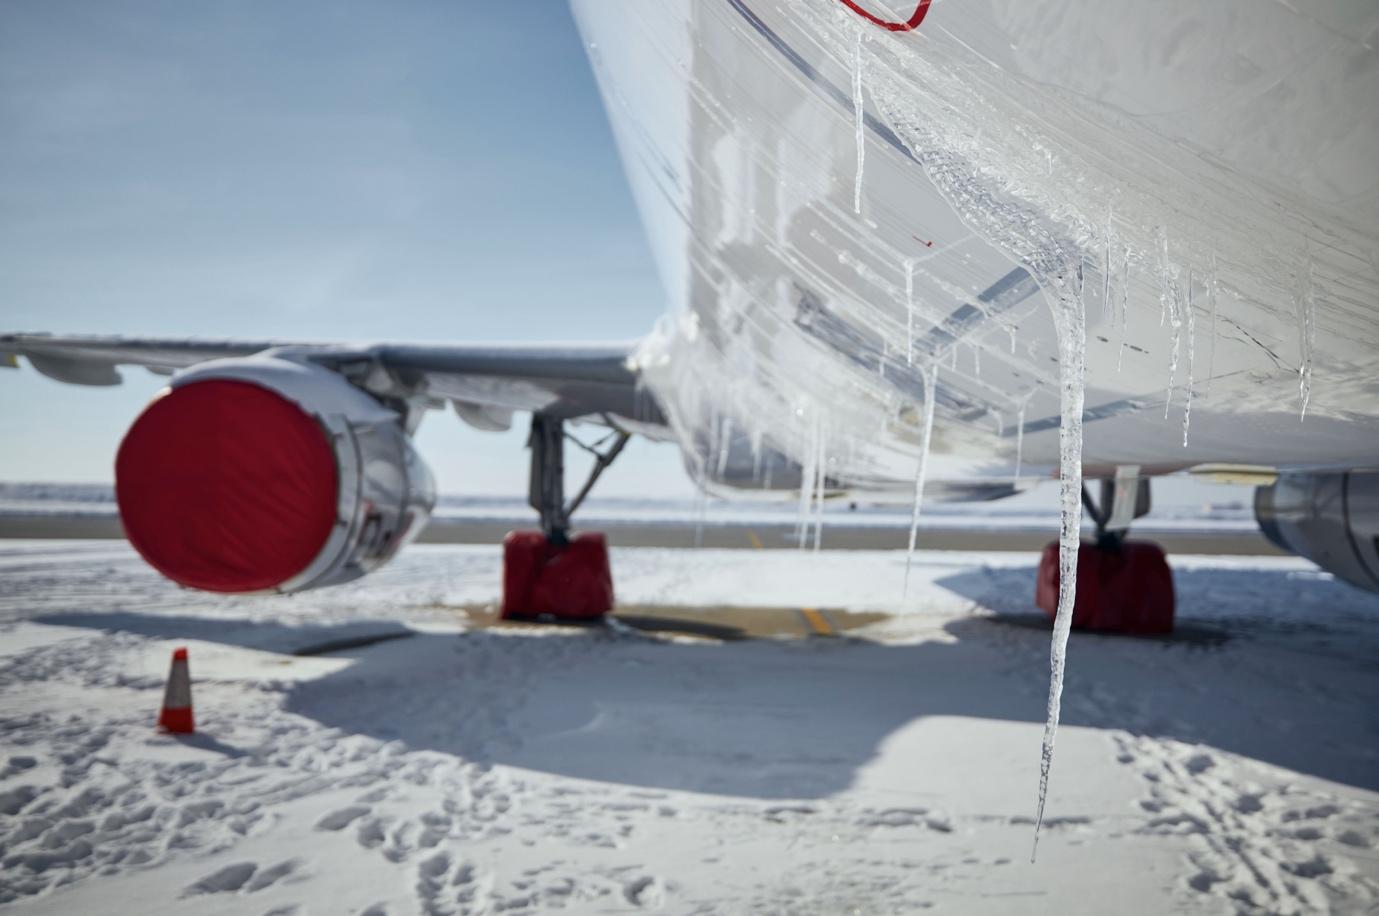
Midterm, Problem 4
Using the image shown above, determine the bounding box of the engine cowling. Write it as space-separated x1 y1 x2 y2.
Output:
115 355 435 594
1255 471 1379 594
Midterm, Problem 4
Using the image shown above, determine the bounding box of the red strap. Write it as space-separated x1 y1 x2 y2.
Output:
836 0 932 32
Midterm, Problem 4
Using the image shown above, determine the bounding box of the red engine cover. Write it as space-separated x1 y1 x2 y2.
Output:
1035 540 1175 634
115 379 339 593
501 531 614 620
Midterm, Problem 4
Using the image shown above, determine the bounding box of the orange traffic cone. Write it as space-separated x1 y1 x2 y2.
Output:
158 647 195 734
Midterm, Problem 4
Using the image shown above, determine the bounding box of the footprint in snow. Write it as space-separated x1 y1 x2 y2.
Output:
315 805 370 831
624 875 665 908
185 862 257 895
185 859 301 896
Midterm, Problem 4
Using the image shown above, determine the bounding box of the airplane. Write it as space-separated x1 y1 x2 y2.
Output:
4 0 1378 632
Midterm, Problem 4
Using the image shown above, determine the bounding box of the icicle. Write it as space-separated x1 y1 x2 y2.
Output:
852 29 865 215
1157 227 1170 328
694 410 715 550
1296 244 1315 420
905 258 916 365
1014 398 1027 484
1206 251 1219 398
750 426 764 483
693 465 707 550
949 345 958 371
902 364 939 596
1182 268 1196 447
1164 273 1183 420
1032 279 1087 862
796 413 815 549
715 416 733 478
1117 252 1129 372
1008 323 1018 355
1102 207 1114 323
812 427 826 552
972 341 982 376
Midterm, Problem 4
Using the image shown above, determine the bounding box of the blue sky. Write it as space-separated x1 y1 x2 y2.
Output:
0 0 695 497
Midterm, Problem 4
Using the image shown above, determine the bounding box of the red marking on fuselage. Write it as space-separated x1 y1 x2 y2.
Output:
837 0 932 32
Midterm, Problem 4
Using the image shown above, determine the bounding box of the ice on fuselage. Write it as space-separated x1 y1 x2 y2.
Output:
610 1 1361 856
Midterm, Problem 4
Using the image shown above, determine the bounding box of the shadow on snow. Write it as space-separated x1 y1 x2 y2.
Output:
37 561 1379 799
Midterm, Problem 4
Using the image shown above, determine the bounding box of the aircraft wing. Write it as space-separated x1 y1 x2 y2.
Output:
0 332 667 432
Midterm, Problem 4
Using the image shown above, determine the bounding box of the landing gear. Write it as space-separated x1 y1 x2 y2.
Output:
1035 469 1176 634
500 414 629 621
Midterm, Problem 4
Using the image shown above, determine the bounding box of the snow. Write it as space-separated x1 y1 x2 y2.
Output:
2 540 1378 913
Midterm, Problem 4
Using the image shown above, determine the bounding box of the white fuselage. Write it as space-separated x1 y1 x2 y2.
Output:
572 0 1379 490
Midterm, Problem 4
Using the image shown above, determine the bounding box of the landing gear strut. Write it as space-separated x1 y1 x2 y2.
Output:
1035 469 1176 634
501 414 629 621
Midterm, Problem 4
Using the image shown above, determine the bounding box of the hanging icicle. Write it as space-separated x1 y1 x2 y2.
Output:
852 29 866 216
905 257 916 366
1296 243 1316 421
1206 251 1219 398
1117 252 1129 372
1014 397 1028 484
902 364 940 596
1182 268 1196 447
1031 278 1088 862
812 424 827 552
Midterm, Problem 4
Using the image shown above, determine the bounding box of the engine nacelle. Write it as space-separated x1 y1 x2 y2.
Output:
1255 471 1379 594
115 355 435 594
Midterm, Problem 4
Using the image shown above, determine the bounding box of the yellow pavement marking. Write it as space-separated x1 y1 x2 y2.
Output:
746 530 764 550
799 607 834 637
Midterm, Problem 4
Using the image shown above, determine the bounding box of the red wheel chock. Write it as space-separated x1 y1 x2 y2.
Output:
1035 540 1175 634
501 531 614 621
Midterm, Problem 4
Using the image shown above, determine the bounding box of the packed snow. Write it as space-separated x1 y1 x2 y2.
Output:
2 540 1378 913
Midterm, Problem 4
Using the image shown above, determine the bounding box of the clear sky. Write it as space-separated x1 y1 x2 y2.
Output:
0 0 696 498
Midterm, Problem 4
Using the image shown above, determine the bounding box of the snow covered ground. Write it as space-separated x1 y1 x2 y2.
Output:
2 540 1378 914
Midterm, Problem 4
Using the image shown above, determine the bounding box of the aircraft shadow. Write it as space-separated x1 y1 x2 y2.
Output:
39 561 1379 799
36 611 412 656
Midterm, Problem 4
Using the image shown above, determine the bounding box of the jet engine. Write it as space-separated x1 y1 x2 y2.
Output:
1255 471 1379 594
115 354 435 594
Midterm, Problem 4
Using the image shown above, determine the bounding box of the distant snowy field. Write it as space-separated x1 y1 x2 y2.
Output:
2 540 1378 914
0 480 1259 529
